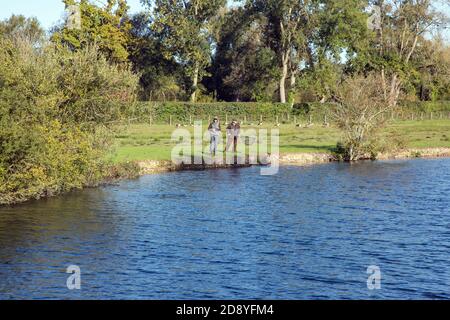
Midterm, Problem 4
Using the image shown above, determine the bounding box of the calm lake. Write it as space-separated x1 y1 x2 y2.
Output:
1 158 449 299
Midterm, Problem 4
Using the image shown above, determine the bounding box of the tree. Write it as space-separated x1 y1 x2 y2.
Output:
247 0 368 104
52 0 131 64
0 36 138 204
147 0 226 102
0 15 45 44
127 12 184 100
366 0 446 107
312 0 368 101
248 0 310 103
330 74 391 161
411 37 450 101
210 7 278 101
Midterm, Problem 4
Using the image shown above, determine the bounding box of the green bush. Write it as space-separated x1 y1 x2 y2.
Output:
292 102 335 120
0 37 139 205
399 101 450 113
127 100 450 124
293 101 450 121
129 102 293 123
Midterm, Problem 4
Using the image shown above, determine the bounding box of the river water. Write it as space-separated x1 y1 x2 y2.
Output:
0 158 449 299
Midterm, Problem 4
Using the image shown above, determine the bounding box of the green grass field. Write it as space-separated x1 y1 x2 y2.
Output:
110 120 450 162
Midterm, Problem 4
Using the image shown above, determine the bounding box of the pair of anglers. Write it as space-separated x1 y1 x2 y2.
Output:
208 117 240 155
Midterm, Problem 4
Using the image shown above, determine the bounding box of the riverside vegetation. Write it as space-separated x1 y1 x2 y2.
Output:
1 36 449 205
0 37 139 205
1 1 450 204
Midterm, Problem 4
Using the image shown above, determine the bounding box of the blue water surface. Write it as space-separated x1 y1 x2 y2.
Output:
0 158 449 299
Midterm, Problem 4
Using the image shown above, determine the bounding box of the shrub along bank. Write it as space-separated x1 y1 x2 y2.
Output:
128 101 450 124
0 37 139 205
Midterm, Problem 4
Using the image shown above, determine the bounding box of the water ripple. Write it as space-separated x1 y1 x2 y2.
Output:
0 158 450 299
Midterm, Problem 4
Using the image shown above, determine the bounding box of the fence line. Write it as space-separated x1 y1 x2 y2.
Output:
123 110 450 126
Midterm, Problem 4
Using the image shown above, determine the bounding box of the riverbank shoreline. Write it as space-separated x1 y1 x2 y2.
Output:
3 147 449 206
4 156 450 299
137 147 450 175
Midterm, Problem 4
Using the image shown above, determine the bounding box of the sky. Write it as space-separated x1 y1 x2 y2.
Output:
0 0 145 30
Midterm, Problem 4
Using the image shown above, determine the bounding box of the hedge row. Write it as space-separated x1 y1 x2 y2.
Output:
399 101 450 113
292 101 450 116
128 101 450 124
130 102 293 123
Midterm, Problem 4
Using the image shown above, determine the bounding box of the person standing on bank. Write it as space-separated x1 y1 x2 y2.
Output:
208 117 221 156
226 120 240 152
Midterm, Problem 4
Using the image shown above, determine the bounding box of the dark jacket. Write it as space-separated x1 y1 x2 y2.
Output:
208 121 221 136
226 123 240 137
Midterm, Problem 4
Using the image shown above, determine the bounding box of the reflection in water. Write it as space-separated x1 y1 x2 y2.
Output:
0 158 450 299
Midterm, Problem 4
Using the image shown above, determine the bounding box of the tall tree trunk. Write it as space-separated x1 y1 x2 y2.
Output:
289 70 297 107
381 67 387 100
191 64 199 103
388 73 401 107
279 54 288 103
290 71 296 88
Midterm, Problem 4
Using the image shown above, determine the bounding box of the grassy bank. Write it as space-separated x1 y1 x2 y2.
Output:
110 119 450 162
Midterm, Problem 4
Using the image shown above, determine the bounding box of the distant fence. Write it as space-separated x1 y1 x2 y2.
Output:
125 101 450 125
128 102 292 124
